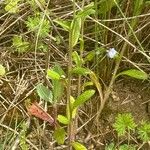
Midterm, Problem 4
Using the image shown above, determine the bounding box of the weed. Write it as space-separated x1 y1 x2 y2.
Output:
19 122 29 150
113 113 136 136
105 113 150 149
26 13 51 38
138 121 150 142
12 35 29 53
0 0 150 149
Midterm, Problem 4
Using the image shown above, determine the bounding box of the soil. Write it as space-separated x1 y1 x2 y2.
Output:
78 79 150 150
109 79 150 123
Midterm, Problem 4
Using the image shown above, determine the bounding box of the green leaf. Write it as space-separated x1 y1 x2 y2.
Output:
89 71 103 101
5 0 20 13
54 19 70 31
133 0 143 16
73 90 95 108
113 113 136 136
52 64 65 77
77 2 95 19
47 69 61 80
57 115 69 125
71 67 90 75
84 51 95 62
138 121 150 142
0 64 6 76
26 13 51 37
82 82 93 90
71 17 81 47
52 80 64 103
67 96 77 120
53 127 66 144
130 0 144 28
12 35 29 53
71 142 87 150
116 69 148 80
72 51 82 67
98 0 117 14
36 84 53 103
52 64 65 102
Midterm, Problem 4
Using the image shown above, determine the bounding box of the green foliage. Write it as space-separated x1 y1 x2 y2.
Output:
116 69 148 80
133 0 144 16
84 47 106 62
12 35 29 53
72 51 82 67
37 42 48 52
82 82 93 90
71 67 90 75
57 115 69 125
84 51 95 62
131 0 144 28
138 121 150 142
47 70 61 80
0 143 3 150
73 90 95 109
52 64 65 77
70 17 81 47
54 19 70 32
55 35 62 45
118 144 136 150
66 96 77 120
89 71 103 100
98 0 117 14
54 2 95 47
36 83 53 103
45 64 65 103
113 113 136 136
106 114 150 149
51 64 65 102
71 142 87 150
5 0 20 13
53 127 66 144
19 122 29 150
26 13 51 37
77 2 95 20
145 0 150 5
0 64 6 76
105 143 115 150
28 0 46 9
70 2 95 47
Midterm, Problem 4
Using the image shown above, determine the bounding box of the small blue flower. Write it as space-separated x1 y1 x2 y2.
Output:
107 48 117 59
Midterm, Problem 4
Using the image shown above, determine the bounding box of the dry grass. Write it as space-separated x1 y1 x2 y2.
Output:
0 0 150 149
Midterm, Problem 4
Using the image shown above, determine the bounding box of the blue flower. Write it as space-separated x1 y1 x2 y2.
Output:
107 48 117 59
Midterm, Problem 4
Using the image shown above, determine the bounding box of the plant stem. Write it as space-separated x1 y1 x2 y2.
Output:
67 30 73 150
97 41 128 119
67 1 76 149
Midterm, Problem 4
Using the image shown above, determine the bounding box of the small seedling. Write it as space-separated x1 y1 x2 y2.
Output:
113 113 136 136
105 113 150 149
